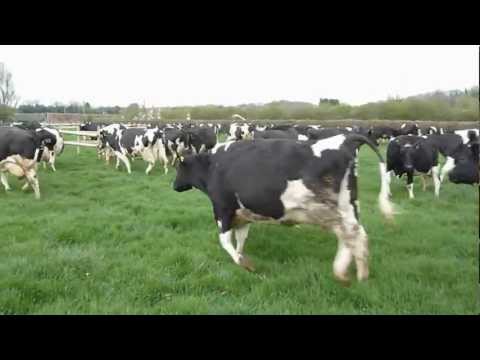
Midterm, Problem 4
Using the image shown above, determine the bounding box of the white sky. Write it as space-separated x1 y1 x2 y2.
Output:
0 45 478 108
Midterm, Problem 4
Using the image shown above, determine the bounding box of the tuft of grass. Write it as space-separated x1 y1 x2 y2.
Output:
0 142 478 314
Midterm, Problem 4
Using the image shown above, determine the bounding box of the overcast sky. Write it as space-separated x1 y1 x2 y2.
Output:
1 45 478 108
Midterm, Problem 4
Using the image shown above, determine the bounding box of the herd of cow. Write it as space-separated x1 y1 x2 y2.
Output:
1 116 478 284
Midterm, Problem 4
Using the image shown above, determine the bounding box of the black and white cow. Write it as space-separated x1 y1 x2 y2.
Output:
227 122 253 141
38 127 64 172
0 126 55 199
173 134 394 284
422 133 469 183
98 124 130 172
132 127 170 175
163 128 193 165
386 135 441 199
185 127 217 154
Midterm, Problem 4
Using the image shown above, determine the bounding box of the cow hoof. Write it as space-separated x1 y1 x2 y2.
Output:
238 255 255 272
334 273 351 287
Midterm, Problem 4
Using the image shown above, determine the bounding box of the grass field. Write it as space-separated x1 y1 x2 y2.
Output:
0 140 478 314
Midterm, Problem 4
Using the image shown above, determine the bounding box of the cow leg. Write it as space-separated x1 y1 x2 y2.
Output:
234 224 255 271
217 216 254 271
420 175 427 191
0 172 11 191
145 162 154 175
25 170 40 199
115 152 131 174
49 152 56 172
234 224 250 255
440 156 455 183
406 173 414 199
432 165 441 198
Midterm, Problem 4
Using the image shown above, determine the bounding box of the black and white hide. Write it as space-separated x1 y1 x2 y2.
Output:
173 134 394 284
386 135 441 199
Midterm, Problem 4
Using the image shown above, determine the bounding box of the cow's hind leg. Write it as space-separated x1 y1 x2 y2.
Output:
217 214 254 272
145 162 154 175
234 224 254 271
333 164 369 284
432 165 441 197
0 172 11 191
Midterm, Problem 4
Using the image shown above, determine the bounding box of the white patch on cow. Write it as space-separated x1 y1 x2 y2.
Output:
298 134 308 141
345 127 352 131
280 179 315 210
217 220 222 229
430 126 437 134
403 143 413 147
440 156 455 183
421 135 428 139
211 141 235 154
401 123 406 129
310 134 346 158
440 128 444 135
454 129 479 144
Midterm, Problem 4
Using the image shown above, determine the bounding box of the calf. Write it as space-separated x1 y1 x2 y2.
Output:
227 122 253 141
386 135 441 199
173 134 394 284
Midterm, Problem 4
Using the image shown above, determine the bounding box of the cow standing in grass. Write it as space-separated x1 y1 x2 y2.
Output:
173 134 394 284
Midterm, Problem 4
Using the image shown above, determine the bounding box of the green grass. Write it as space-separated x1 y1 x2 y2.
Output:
0 141 478 314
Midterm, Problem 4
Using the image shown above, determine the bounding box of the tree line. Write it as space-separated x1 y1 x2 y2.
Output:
1 60 478 122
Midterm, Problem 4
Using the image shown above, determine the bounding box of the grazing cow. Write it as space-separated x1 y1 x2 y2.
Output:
185 127 217 154
173 134 394 284
0 126 55 199
386 135 441 199
79 122 100 132
39 127 64 172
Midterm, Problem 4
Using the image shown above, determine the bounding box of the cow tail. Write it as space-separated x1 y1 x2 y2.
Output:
343 134 395 220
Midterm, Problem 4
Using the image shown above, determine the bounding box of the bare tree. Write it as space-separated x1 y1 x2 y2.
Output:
0 63 20 108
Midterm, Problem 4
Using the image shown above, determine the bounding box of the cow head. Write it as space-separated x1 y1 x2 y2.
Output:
448 141 479 185
173 153 211 193
399 142 419 172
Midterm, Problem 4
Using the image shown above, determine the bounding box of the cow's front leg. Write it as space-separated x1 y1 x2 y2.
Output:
406 172 414 199
217 215 255 271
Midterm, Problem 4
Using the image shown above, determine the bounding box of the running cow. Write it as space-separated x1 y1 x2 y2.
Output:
173 134 394 284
